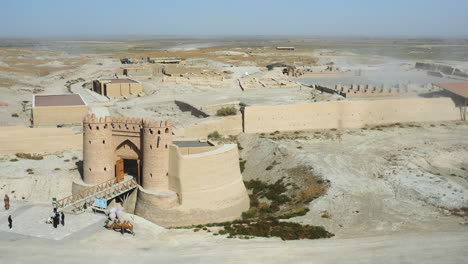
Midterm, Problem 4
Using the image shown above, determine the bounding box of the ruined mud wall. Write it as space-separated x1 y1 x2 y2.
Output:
163 76 224 88
243 98 460 133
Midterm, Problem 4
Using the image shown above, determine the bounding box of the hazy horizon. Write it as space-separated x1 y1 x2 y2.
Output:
3 0 468 39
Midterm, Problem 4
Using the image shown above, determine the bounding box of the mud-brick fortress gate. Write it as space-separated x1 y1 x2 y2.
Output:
74 114 250 227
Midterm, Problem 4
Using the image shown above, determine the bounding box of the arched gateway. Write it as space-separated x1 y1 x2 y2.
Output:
82 114 172 190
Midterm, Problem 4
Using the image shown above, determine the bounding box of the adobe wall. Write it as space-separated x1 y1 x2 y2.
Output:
133 144 249 227
105 83 143 98
134 190 249 227
163 76 224 88
122 68 153 77
243 98 461 133
176 115 243 138
167 144 249 210
177 145 220 155
32 105 89 126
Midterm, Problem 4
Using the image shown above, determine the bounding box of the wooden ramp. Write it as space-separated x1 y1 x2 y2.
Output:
56 177 138 214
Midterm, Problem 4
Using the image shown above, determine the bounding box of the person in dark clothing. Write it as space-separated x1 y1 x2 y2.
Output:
53 213 59 228
61 212 65 226
8 215 12 230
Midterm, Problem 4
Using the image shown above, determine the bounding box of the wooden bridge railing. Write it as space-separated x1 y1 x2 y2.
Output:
56 178 121 209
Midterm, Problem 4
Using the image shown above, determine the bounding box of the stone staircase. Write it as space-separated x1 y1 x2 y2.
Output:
56 177 138 214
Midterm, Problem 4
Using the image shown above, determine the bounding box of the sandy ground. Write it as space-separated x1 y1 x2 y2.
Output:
0 214 466 263
239 122 468 238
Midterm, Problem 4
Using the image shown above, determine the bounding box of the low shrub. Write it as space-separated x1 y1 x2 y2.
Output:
15 153 43 160
208 131 221 140
216 107 237 116
239 160 247 173
11 113 19 118
242 208 258 219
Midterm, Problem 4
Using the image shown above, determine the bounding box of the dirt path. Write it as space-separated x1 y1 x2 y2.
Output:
0 228 466 263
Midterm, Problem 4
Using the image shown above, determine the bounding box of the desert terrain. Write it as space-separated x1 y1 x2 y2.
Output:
0 38 467 263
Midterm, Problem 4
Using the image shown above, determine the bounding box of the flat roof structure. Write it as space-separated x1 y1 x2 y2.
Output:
433 82 468 99
34 94 86 107
173 141 214 148
99 78 139 84
32 94 89 126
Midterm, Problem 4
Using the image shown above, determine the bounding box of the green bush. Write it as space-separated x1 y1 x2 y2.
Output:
239 160 247 173
11 113 19 118
242 208 258 219
15 153 43 160
208 131 221 140
216 107 237 116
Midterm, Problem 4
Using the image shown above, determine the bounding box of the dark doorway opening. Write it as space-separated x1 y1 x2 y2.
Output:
123 159 138 180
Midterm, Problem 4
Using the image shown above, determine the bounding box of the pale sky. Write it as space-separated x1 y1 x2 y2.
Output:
2 0 468 38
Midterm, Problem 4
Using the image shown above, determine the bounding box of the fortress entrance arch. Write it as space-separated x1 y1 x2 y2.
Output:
83 115 173 189
115 139 141 184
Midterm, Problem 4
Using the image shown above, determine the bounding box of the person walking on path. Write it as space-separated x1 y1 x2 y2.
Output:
8 215 12 230
61 212 65 226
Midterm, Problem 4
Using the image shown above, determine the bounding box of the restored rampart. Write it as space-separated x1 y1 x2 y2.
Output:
243 98 460 133
176 115 243 138
134 144 250 227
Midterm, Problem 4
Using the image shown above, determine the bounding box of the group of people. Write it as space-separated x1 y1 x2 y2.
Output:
47 208 65 228
4 194 67 230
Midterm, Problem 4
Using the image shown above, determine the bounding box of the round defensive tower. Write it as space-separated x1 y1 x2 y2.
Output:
83 115 115 184
141 120 173 190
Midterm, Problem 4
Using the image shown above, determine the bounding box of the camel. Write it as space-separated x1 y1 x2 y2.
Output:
104 220 135 236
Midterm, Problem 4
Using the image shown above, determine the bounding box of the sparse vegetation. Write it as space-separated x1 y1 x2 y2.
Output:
11 113 19 118
266 160 280 171
15 153 44 160
222 220 333 241
9 158 18 162
216 107 237 116
81 82 92 89
208 131 221 140
173 165 332 240
239 160 247 173
65 78 85 92
26 168 34 174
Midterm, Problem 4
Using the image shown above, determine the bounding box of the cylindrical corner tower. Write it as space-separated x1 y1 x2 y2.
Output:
83 115 115 184
141 120 173 190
